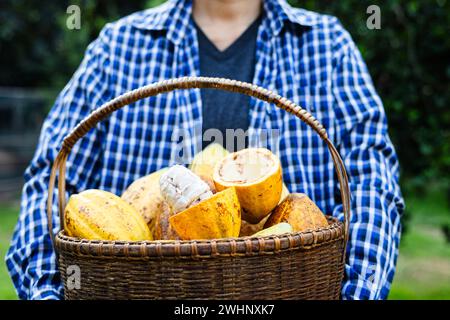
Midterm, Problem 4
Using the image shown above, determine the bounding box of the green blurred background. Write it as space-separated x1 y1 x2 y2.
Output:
0 0 449 299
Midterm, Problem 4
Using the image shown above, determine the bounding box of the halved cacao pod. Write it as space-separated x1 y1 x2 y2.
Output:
213 148 282 224
240 182 290 236
169 187 241 240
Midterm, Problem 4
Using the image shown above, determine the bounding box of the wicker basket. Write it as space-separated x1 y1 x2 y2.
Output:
46 77 351 300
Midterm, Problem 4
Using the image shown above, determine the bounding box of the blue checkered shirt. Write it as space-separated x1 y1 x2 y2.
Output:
6 0 404 300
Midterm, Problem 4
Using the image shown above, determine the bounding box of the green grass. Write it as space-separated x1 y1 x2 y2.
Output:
0 187 448 300
389 224 450 299
389 187 450 300
0 203 20 300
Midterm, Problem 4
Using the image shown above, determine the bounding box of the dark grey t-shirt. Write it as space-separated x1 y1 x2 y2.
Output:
195 17 261 152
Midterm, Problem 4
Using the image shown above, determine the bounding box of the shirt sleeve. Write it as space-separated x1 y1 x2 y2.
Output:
330 20 405 300
5 25 112 300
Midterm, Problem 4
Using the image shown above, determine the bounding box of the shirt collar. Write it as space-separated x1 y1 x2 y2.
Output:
263 0 317 36
130 0 318 45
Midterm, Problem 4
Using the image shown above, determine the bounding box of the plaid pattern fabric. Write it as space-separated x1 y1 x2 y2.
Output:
6 0 404 300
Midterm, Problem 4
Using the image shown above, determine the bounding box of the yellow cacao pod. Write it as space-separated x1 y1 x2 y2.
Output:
121 168 168 236
252 222 293 237
239 184 289 237
169 187 241 240
190 143 229 188
65 189 152 241
213 148 283 224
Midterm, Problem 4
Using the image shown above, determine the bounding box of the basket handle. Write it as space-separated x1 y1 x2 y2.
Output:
46 77 351 256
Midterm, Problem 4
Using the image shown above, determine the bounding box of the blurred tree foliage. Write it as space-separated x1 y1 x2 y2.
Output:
296 0 450 193
0 0 448 190
0 1 150 88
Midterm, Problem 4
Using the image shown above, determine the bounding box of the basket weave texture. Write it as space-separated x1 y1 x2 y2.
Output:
47 77 351 300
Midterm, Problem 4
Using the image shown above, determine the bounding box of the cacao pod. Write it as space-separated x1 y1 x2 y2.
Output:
252 222 293 237
264 193 329 232
213 148 282 224
160 165 213 213
153 202 179 240
169 187 241 240
65 189 152 241
190 143 229 184
121 168 167 236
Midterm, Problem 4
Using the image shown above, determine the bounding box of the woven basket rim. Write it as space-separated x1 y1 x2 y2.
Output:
55 216 344 259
